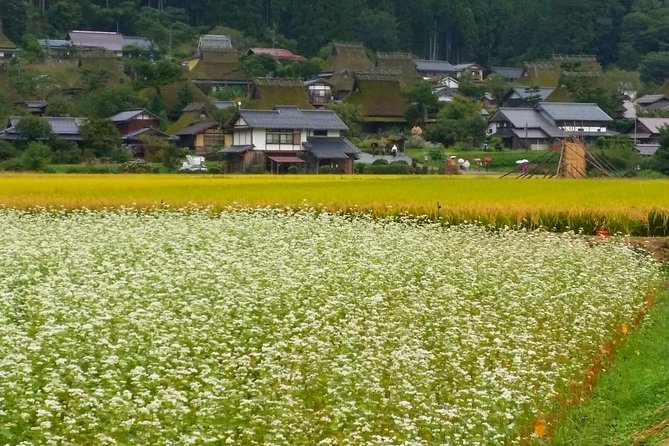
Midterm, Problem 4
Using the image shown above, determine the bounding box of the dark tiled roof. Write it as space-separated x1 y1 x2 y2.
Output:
198 35 233 53
68 31 124 52
637 117 669 134
239 106 347 130
490 108 564 138
413 59 456 73
1 116 87 140
110 109 159 123
123 127 179 141
221 144 254 153
491 66 523 80
303 136 360 159
509 87 556 101
537 102 612 122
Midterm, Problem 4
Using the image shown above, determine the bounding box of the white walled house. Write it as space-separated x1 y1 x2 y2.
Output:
222 106 359 173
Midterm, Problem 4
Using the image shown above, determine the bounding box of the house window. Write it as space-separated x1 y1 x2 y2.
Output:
267 129 299 145
313 129 327 136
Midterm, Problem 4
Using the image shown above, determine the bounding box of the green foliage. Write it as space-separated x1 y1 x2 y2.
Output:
286 165 299 174
484 74 512 107
403 80 439 125
80 66 110 93
140 135 186 171
18 35 46 63
51 142 83 165
358 8 400 52
124 59 183 88
20 141 51 171
652 124 669 175
560 73 624 118
16 116 53 143
77 85 148 119
639 51 669 86
318 165 332 174
45 95 75 117
522 86 543 108
239 54 279 78
211 87 246 102
326 102 363 138
80 119 122 159
424 96 487 147
456 72 485 100
0 140 16 161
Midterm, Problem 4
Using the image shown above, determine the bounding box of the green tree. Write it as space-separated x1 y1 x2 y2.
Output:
357 8 400 52
639 51 669 86
21 141 52 171
457 72 485 100
240 54 279 77
326 102 363 138
0 0 27 44
16 116 53 143
80 67 110 93
424 95 486 147
77 85 148 119
140 135 186 170
403 80 439 125
80 119 122 159
484 74 511 107
652 124 669 175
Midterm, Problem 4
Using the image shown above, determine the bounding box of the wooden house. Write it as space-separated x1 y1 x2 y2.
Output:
304 79 333 108
220 106 359 174
0 116 87 143
110 109 160 135
176 121 226 154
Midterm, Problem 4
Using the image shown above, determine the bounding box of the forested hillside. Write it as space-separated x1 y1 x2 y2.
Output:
1 0 669 72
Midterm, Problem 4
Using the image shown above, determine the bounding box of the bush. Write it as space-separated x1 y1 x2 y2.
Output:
52 145 84 164
363 163 412 174
319 165 332 174
249 164 266 174
0 158 23 172
371 158 389 165
123 159 152 173
110 148 132 163
287 165 299 174
21 141 52 171
354 163 365 174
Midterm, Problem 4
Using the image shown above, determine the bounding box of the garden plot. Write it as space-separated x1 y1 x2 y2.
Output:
0 209 659 445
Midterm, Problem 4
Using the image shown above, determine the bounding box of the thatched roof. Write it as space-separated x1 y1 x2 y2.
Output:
345 71 408 121
141 80 212 114
248 78 313 110
519 55 602 87
322 42 374 72
188 50 248 82
376 52 418 85
0 27 16 49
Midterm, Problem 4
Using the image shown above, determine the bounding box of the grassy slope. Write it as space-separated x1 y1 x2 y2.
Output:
551 285 669 445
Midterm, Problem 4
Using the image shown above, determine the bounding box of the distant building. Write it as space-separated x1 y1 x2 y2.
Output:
488 102 614 150
247 48 306 62
39 31 153 58
0 116 87 143
221 106 359 174
0 23 19 61
183 35 250 93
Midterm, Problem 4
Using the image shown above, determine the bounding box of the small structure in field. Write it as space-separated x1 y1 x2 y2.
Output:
557 140 588 178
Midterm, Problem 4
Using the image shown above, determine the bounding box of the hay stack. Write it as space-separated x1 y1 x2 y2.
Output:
558 140 587 178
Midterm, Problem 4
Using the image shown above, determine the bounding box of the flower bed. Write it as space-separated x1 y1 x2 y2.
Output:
0 209 659 445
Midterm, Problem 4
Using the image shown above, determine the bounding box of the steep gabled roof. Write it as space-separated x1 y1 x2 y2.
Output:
238 106 347 130
490 108 564 138
175 120 221 136
537 102 612 122
249 78 312 110
198 35 233 54
188 49 247 82
345 71 408 120
110 109 160 123
376 53 419 85
0 27 17 49
636 94 669 106
637 117 669 134
508 86 556 101
322 42 374 72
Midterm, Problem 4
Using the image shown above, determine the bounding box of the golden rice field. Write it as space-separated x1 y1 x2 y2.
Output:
1 173 669 235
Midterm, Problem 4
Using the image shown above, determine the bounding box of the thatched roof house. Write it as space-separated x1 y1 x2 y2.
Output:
345 70 408 126
376 52 418 86
248 78 313 110
322 42 374 73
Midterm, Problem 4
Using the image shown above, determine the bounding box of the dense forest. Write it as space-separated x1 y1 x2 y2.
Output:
1 0 669 72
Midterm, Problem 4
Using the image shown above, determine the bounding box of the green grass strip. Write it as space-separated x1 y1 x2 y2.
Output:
552 284 669 445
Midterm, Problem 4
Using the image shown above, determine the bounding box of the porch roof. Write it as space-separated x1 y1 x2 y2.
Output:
220 144 254 154
267 155 305 163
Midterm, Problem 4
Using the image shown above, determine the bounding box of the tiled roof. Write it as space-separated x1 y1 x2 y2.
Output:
110 109 159 123
303 136 360 159
537 102 612 122
413 59 456 74
123 127 178 141
636 94 668 105
238 106 347 130
490 108 564 138
198 35 233 53
635 144 660 156
68 31 125 52
2 116 87 140
491 66 523 80
637 117 669 134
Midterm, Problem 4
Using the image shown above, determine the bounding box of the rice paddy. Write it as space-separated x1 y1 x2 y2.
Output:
1 173 669 235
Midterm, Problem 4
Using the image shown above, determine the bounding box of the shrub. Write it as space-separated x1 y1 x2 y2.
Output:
287 165 299 174
319 165 332 174
354 163 365 174
371 158 389 165
21 141 52 171
249 164 266 174
110 148 132 163
123 159 152 173
364 163 412 174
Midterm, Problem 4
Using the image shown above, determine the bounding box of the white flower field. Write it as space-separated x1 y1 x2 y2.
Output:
0 208 660 445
